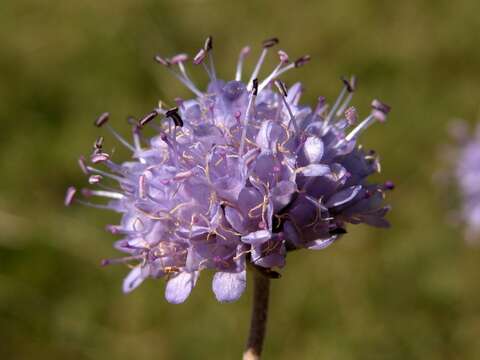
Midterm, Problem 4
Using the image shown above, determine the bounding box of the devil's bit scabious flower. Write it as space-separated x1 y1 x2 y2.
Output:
442 120 480 243
66 37 392 304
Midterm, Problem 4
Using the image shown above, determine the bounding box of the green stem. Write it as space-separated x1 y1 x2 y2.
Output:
243 270 271 360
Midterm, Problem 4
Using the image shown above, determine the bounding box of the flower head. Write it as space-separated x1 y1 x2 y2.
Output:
441 120 480 243
66 37 392 303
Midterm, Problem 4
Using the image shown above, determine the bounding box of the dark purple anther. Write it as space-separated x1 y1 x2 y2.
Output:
204 36 213 51
371 99 391 122
139 110 159 128
342 76 357 93
294 55 310 68
94 112 109 127
274 80 288 97
252 78 259 96
262 37 279 48
166 107 183 127
94 136 104 149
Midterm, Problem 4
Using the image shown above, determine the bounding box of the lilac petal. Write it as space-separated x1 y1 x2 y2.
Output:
122 266 145 293
304 136 324 163
271 181 296 211
165 272 198 304
297 164 330 177
306 236 337 250
283 221 301 248
241 230 272 245
253 253 286 268
224 206 246 233
286 82 302 104
256 121 274 149
212 270 246 303
325 185 362 207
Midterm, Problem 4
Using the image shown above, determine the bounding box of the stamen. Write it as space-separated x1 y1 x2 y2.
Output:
239 79 258 155
277 50 289 63
75 199 112 210
82 188 124 200
247 38 279 90
235 46 250 81
193 49 207 65
344 114 375 142
86 166 125 182
154 55 171 67
166 107 183 127
106 125 136 152
336 76 357 117
94 112 109 127
260 54 310 90
132 125 142 154
94 136 104 150
204 35 213 52
78 156 88 174
258 50 290 92
324 77 349 126
314 96 327 116
170 53 188 64
138 174 147 199
274 80 299 132
64 186 76 206
88 175 103 184
155 54 203 97
345 106 358 125
294 55 310 68
101 254 144 266
139 110 159 128
371 99 391 122
204 36 216 82
91 152 110 164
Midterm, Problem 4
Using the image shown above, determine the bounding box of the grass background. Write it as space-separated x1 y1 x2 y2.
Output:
1 0 480 359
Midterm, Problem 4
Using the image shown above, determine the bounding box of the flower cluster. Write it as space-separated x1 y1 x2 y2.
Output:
66 37 392 303
441 120 480 243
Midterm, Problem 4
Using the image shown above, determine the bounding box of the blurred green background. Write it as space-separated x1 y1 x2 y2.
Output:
1 0 480 359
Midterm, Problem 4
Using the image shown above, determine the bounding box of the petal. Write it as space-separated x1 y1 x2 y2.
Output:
165 272 198 304
304 136 324 163
286 82 302 105
241 230 272 245
253 253 286 268
306 236 337 250
122 266 145 293
256 121 274 149
212 270 246 303
224 206 246 233
271 181 296 211
325 185 362 207
297 164 330 177
283 221 301 248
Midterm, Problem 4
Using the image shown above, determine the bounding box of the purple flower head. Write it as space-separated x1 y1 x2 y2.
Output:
66 37 392 303
441 120 480 243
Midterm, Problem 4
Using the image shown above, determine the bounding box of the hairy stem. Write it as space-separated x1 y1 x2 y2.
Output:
243 270 271 360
